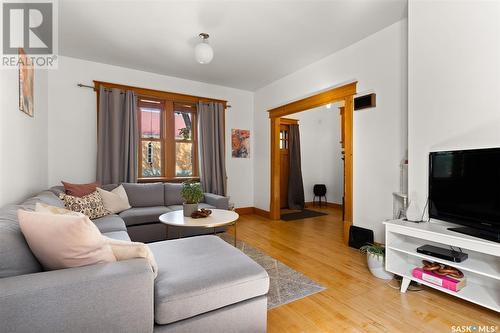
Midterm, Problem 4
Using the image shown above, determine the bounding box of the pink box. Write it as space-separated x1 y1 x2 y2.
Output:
412 267 466 292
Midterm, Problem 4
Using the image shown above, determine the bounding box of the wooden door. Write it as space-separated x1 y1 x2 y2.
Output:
279 124 290 208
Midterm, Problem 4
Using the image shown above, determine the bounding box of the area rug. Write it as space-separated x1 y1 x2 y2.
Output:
219 233 326 309
280 209 328 221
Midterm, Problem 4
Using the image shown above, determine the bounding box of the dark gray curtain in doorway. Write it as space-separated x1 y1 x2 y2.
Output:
288 124 305 210
198 101 227 196
97 87 138 184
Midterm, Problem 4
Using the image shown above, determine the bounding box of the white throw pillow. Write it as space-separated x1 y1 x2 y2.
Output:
97 185 131 214
104 237 158 278
17 210 116 270
35 202 81 216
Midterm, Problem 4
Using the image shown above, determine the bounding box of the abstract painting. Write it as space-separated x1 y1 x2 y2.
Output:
231 129 250 158
18 48 34 117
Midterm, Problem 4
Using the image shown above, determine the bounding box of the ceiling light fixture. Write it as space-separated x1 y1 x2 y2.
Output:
195 33 214 64
326 103 332 109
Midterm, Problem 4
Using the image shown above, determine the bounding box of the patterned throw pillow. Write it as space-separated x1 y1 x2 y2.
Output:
59 191 108 220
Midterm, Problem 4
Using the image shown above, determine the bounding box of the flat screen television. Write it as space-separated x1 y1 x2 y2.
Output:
429 147 500 243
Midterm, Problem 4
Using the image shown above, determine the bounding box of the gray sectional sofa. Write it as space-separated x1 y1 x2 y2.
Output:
0 186 269 333
51 182 230 243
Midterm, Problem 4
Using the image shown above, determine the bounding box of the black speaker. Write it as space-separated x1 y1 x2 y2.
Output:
348 226 374 249
354 93 376 110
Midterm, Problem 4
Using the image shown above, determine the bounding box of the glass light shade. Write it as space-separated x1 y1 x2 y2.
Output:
194 42 214 64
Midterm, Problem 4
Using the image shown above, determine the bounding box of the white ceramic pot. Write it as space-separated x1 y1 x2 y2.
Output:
183 203 198 217
366 252 393 280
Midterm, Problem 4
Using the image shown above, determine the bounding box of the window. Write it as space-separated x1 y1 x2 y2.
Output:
139 100 163 177
279 128 289 150
138 98 198 180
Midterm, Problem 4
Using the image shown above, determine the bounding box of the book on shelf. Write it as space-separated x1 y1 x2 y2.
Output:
412 267 466 292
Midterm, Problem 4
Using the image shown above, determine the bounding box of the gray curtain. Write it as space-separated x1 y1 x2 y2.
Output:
97 87 138 184
198 102 227 196
288 124 305 210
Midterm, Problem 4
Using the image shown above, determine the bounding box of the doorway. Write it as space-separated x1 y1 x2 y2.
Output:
268 82 357 243
281 106 344 215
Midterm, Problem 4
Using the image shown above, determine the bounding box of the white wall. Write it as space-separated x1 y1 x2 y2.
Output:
0 68 49 206
408 1 500 217
253 20 408 241
288 106 343 204
47 56 254 208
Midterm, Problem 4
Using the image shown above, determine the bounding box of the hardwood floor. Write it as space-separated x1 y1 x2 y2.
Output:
228 207 500 333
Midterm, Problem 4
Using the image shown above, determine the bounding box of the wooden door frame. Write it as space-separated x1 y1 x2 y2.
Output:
268 82 357 243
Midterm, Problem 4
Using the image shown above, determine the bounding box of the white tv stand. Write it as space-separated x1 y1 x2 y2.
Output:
384 219 500 312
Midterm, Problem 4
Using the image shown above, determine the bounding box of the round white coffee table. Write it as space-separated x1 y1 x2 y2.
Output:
159 209 239 246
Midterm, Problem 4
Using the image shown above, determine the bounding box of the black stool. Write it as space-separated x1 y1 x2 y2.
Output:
313 184 327 207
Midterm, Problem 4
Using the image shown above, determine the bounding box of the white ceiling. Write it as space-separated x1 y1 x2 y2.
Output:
59 0 407 91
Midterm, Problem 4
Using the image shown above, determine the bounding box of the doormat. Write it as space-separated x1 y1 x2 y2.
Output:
280 209 328 221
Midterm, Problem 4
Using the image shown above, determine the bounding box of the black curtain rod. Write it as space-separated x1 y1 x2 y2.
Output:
76 83 231 108
77 83 95 89
78 83 126 95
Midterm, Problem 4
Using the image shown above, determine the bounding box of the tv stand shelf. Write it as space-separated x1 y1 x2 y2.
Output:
384 219 500 312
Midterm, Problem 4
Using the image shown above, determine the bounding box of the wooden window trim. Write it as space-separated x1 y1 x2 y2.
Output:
138 176 200 184
137 98 201 181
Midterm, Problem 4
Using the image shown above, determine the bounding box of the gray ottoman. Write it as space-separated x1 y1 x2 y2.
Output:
149 236 269 325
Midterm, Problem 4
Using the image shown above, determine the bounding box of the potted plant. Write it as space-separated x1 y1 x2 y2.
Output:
360 243 393 280
181 181 203 217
